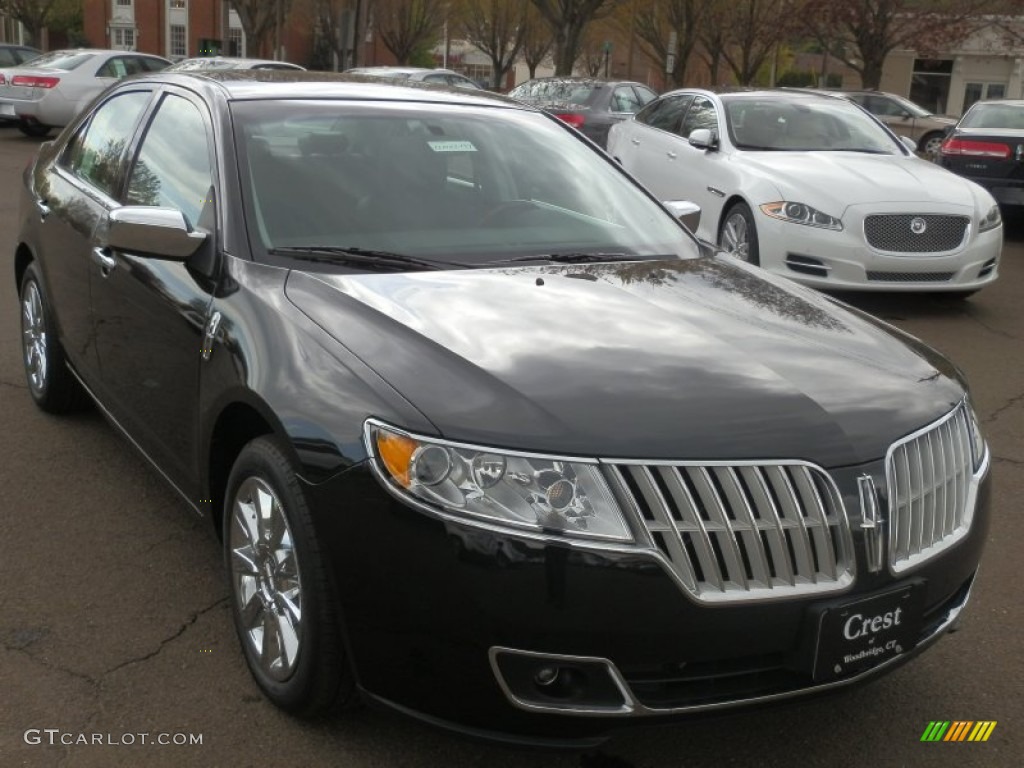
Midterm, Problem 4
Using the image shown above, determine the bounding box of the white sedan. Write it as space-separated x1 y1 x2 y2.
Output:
607 89 1002 295
0 48 169 137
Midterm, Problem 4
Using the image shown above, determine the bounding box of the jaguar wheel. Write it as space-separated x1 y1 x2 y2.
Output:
19 262 89 413
224 436 357 716
719 202 760 266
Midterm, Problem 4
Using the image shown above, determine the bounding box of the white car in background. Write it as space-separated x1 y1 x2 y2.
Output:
0 48 169 137
607 89 1002 296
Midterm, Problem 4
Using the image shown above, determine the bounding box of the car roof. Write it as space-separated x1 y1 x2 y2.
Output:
130 70 522 107
663 88 842 105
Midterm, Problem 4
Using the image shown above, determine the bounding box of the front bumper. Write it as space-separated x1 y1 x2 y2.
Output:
755 202 1001 292
302 455 990 743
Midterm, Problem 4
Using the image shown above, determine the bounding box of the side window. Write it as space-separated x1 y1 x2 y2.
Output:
62 91 151 198
126 94 214 227
679 96 719 138
139 57 167 72
424 74 448 84
636 94 693 132
96 57 130 78
611 86 642 113
634 86 657 106
0 49 14 66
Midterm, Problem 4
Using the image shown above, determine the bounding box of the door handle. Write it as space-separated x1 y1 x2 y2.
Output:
630 137 641 145
35 198 50 220
91 246 117 276
667 151 677 159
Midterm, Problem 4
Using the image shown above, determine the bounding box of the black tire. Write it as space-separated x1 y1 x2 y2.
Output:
19 262 90 413
223 436 357 716
18 121 51 138
718 202 760 266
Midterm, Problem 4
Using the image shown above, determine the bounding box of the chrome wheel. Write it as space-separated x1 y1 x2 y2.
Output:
721 212 751 261
22 280 48 393
229 476 302 682
923 134 944 158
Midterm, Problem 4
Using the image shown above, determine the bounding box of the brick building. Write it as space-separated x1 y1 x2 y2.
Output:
82 0 315 66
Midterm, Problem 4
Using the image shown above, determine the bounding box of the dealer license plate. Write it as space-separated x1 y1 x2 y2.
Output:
812 585 924 682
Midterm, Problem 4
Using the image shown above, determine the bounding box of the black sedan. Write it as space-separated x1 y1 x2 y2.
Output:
507 76 656 148
13 71 989 745
939 99 1024 207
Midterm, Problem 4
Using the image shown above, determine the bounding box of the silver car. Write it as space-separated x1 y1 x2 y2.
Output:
0 48 169 137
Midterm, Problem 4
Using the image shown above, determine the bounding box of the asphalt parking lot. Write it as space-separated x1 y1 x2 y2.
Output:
0 124 1021 768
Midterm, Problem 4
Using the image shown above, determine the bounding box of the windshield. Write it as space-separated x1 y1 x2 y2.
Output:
21 50 93 71
887 93 931 118
960 103 1024 129
725 97 902 153
231 100 698 266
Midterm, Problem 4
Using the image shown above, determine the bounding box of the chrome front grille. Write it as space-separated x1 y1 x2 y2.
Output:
864 214 969 253
887 403 978 573
607 462 854 603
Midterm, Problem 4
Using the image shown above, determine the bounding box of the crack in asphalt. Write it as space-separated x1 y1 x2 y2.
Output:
984 389 1024 425
993 455 1023 466
0 378 27 389
2 642 99 687
100 596 228 678
964 305 1021 341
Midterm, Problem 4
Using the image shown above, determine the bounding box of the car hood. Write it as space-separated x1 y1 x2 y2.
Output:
285 257 965 466
736 152 977 214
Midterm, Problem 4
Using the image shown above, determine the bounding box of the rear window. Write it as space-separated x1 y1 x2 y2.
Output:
19 51 93 71
509 81 596 107
960 103 1024 130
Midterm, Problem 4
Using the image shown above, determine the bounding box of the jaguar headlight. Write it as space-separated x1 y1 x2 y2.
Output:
367 422 632 542
759 201 843 231
979 203 1001 233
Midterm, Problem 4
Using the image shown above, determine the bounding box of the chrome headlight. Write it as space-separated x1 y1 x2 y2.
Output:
366 422 633 542
759 201 843 230
978 203 1001 233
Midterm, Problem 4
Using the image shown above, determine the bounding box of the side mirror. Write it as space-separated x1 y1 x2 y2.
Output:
664 200 701 233
102 207 207 261
899 135 918 152
688 128 717 150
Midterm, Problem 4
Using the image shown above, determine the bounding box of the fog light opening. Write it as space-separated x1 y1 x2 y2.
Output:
532 664 587 699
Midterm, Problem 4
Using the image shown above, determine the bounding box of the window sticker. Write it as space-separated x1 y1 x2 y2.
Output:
428 140 477 153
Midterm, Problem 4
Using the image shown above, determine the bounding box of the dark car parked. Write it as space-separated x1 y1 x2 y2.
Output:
939 99 1024 208
14 71 990 745
508 76 657 148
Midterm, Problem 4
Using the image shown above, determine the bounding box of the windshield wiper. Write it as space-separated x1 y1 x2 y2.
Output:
497 252 657 265
268 246 469 272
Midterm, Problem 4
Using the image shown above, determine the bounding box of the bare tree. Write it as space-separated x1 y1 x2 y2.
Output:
529 0 624 76
800 0 1002 89
630 0 707 88
456 0 527 89
0 0 70 48
712 0 805 86
375 0 445 65
230 0 293 57
521 5 554 79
